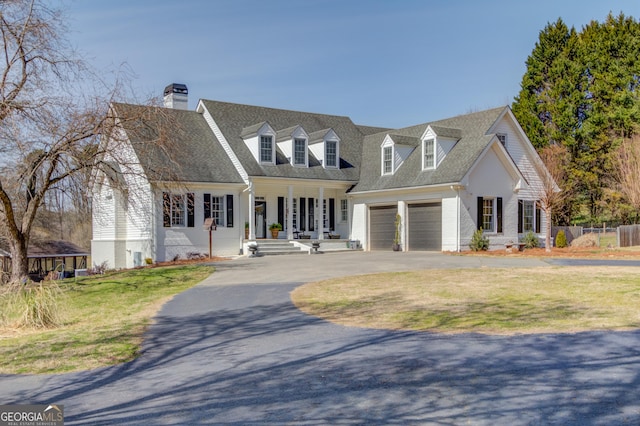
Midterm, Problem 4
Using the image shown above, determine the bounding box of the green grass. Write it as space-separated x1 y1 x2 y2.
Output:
291 266 640 334
0 265 214 374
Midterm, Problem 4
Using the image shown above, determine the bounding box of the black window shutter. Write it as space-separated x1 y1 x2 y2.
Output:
163 192 171 227
308 198 314 231
187 193 195 228
329 198 335 230
277 197 284 227
204 193 211 221
535 202 541 233
226 194 234 227
476 197 483 230
300 197 306 231
497 197 503 233
518 200 523 233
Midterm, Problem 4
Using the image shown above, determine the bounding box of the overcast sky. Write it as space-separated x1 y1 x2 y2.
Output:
65 0 640 129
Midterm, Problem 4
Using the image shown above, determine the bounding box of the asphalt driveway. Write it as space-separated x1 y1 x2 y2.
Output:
2 252 640 425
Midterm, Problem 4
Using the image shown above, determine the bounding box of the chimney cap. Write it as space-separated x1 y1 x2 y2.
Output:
164 83 188 96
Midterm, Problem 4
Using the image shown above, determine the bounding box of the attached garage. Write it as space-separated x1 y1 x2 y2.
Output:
408 202 442 251
369 205 397 250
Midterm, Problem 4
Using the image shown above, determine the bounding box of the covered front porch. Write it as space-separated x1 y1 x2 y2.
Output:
242 178 353 243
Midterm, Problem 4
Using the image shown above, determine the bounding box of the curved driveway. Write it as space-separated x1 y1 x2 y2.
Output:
2 252 640 425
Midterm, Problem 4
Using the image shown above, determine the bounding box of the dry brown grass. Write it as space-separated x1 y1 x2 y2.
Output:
291 266 640 335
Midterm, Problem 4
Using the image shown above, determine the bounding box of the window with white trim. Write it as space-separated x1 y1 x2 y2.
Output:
383 146 392 174
340 199 348 222
482 198 494 232
210 196 225 227
518 199 541 233
292 198 298 230
294 138 306 166
260 135 273 163
163 192 194 228
497 133 507 147
423 138 435 169
171 194 185 226
325 140 337 167
523 200 534 232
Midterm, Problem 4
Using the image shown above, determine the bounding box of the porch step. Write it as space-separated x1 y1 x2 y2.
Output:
255 240 305 256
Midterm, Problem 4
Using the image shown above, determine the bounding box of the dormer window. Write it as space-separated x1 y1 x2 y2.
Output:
260 135 274 163
423 138 435 169
383 146 393 174
308 128 340 169
325 140 338 167
294 138 306 166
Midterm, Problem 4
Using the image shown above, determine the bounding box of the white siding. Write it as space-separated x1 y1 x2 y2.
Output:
466 145 520 249
155 189 242 262
492 113 549 237
351 202 367 248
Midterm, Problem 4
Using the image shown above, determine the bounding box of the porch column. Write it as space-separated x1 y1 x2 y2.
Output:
318 186 324 240
287 185 294 240
248 182 256 240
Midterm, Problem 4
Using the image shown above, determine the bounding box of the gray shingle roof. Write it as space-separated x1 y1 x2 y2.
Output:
351 106 507 192
388 134 421 147
429 125 462 139
112 103 244 184
201 100 364 181
113 100 509 192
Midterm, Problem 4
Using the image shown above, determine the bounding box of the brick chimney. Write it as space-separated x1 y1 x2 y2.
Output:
163 83 188 110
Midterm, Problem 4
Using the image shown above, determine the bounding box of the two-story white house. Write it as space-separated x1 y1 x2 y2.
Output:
91 84 551 268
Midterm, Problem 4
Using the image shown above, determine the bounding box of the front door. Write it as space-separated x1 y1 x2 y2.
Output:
255 201 267 238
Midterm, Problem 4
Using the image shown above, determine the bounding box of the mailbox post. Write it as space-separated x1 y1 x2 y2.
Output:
203 218 217 259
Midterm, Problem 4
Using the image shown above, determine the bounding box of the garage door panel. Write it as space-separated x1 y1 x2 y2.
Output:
408 203 441 251
370 206 396 250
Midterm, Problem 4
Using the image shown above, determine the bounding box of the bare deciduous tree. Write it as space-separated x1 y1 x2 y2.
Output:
536 144 569 252
610 133 640 222
0 1 180 284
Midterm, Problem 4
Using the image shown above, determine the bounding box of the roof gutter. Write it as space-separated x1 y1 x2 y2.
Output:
348 181 465 196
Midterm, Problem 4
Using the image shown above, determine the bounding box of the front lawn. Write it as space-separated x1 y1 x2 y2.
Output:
0 264 214 374
291 266 640 334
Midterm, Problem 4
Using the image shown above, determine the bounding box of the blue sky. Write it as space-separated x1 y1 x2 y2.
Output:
65 0 640 129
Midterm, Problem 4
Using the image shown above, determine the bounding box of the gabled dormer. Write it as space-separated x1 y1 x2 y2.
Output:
380 134 418 175
308 128 340 169
241 121 276 165
420 125 461 170
276 125 309 167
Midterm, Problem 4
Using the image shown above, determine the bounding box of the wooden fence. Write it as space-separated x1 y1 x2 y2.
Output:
617 225 640 247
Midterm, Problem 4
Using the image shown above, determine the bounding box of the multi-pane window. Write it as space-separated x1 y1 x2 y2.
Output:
424 139 435 169
482 198 494 232
294 138 306 166
523 200 534 232
260 135 273 163
383 146 392 174
292 198 298 230
171 194 185 226
340 199 348 222
210 196 225 227
497 133 507 146
325 141 337 167
322 199 329 230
